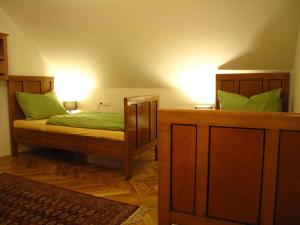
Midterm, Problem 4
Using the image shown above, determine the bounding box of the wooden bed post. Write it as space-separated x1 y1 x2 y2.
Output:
124 147 132 180
124 97 133 179
11 141 18 156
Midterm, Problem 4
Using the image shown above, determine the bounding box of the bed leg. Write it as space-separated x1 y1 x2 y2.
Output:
155 145 158 161
11 141 18 156
124 155 132 180
74 152 87 164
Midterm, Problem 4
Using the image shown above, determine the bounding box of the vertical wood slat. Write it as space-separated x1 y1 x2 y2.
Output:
281 79 289 112
195 125 209 216
234 80 239 94
263 79 269 92
260 129 280 225
137 102 150 146
275 131 300 225
126 104 137 150
8 81 23 122
150 101 157 141
208 127 264 225
268 80 282 90
215 79 222 109
0 33 8 80
171 125 197 213
158 122 172 225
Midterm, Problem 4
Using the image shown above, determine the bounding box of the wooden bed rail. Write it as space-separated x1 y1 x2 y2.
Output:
158 109 300 225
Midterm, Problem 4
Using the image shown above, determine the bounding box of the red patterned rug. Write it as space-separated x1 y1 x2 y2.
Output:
0 173 144 225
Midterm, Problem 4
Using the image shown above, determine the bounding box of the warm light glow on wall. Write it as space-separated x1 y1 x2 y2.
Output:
172 63 217 104
53 69 95 101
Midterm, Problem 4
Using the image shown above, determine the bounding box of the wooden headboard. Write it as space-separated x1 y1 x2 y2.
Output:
7 76 54 125
215 73 290 112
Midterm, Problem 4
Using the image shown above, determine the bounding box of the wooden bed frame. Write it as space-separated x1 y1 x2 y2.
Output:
7 76 159 179
158 73 300 225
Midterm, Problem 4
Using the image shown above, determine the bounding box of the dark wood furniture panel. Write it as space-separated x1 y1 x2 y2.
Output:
0 33 8 80
137 102 150 146
208 127 264 225
150 101 158 141
158 109 300 225
171 125 197 213
275 131 300 225
8 76 159 179
216 73 290 111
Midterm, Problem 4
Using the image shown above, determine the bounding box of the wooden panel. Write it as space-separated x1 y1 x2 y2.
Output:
41 81 52 93
195 125 209 216
171 125 197 213
275 131 300 225
208 127 264 225
23 81 41 93
0 62 6 74
281 79 289 112
150 101 157 141
221 81 234 92
268 79 282 90
158 122 172 225
137 102 150 146
8 81 24 121
260 130 280 225
0 33 8 80
13 128 125 158
239 80 263 97
126 104 137 150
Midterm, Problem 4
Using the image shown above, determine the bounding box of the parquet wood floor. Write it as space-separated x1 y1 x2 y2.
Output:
0 148 158 225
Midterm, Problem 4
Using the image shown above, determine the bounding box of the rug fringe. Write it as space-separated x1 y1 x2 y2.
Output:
121 206 150 225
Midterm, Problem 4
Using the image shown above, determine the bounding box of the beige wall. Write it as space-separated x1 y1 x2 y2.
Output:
0 7 47 157
293 28 300 112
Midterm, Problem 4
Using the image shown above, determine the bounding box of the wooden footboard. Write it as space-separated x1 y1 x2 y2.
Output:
158 109 300 225
124 95 159 177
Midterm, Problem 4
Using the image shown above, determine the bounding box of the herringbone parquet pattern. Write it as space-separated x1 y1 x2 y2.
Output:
0 148 158 225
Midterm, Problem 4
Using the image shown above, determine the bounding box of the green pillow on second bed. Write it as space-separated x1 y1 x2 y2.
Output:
218 88 282 112
16 91 68 120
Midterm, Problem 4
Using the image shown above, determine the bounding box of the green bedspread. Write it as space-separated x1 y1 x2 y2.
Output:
46 112 124 131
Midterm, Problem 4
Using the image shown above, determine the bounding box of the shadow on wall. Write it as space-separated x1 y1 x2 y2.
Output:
219 3 300 70
100 55 167 88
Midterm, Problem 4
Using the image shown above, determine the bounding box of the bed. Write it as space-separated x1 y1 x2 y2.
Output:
8 76 159 179
158 72 300 225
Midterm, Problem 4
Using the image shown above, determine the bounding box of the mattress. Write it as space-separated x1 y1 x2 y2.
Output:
13 120 125 141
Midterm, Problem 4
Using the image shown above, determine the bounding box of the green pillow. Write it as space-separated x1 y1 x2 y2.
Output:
16 91 68 120
218 89 282 112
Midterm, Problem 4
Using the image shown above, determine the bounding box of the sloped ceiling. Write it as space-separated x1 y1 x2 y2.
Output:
0 0 299 88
